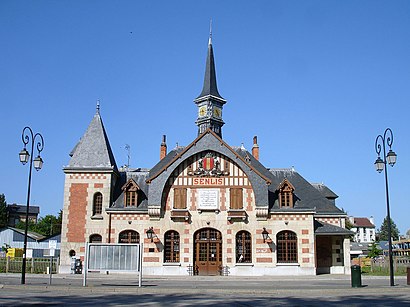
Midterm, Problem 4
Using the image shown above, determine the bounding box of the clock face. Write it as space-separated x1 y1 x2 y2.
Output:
199 106 207 117
213 107 222 118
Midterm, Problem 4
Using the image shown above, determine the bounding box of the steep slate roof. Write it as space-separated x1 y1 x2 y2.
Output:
311 183 339 199
108 141 345 216
195 34 225 101
267 169 344 215
148 146 186 181
66 109 117 170
234 147 344 214
353 217 375 228
126 129 344 215
233 148 344 215
314 220 354 235
7 204 40 215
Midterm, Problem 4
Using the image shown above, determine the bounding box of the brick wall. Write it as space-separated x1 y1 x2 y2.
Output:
67 183 88 242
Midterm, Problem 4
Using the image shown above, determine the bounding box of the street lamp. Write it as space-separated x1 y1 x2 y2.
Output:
19 126 44 284
374 128 397 287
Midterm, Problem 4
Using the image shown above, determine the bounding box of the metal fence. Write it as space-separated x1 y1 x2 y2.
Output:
352 256 410 274
0 257 59 274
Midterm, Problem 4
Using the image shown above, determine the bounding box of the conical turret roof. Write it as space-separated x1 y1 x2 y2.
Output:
66 106 117 170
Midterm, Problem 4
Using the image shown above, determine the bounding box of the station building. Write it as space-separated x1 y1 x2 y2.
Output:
59 34 352 276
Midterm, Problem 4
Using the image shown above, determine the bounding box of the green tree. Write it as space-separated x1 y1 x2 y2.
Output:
0 193 8 228
368 242 382 259
379 217 399 241
15 212 62 236
15 219 36 233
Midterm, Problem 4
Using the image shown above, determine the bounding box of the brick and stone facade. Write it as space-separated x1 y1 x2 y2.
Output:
59 33 352 276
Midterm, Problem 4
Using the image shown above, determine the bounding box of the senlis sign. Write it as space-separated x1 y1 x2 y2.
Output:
193 178 224 185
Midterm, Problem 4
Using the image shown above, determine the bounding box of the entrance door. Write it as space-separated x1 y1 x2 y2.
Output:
316 236 332 274
194 228 222 276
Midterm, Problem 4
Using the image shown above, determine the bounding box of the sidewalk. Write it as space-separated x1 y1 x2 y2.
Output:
1 273 409 306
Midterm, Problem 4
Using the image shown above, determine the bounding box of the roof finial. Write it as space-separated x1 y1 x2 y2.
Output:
209 19 212 45
96 99 100 114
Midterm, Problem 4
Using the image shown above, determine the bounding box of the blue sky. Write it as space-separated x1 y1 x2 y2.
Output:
1 1 409 234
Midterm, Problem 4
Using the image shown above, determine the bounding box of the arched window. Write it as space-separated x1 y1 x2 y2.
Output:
93 192 103 216
164 230 180 263
118 230 140 244
89 234 102 243
277 231 297 263
236 231 252 263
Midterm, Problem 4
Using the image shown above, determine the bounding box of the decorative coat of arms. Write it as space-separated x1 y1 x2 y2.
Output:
189 152 229 177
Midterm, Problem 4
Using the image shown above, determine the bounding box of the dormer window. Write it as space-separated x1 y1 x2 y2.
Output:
278 179 295 208
122 179 140 207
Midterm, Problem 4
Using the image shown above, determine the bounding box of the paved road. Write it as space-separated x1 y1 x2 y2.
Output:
0 273 409 306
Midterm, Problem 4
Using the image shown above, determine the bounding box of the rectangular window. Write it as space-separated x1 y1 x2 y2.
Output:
125 191 137 207
164 231 180 263
173 188 187 209
230 188 243 209
280 192 292 207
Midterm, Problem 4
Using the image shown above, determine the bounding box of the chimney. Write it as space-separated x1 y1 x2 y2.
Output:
160 135 167 160
252 136 259 160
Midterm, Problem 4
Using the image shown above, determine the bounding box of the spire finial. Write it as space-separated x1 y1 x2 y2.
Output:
96 99 100 114
209 19 212 45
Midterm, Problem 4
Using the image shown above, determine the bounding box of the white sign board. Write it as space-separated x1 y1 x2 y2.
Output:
44 249 55 257
26 249 33 259
48 240 57 249
84 243 143 287
197 189 219 210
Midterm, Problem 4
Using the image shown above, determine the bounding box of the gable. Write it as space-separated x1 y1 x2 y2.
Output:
147 129 271 209
147 129 270 184
122 179 140 191
168 151 252 188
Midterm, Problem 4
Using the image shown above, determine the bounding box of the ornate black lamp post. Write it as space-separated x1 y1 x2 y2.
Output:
19 126 44 284
374 128 397 287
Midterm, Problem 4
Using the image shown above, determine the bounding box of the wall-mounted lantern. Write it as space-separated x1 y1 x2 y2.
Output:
146 227 155 242
262 228 271 243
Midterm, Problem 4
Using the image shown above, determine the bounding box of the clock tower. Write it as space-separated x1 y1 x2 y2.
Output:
194 30 226 138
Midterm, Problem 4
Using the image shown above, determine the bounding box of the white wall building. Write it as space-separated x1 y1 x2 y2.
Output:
349 217 376 243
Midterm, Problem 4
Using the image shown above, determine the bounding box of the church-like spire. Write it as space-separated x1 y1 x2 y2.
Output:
196 21 224 101
194 24 227 138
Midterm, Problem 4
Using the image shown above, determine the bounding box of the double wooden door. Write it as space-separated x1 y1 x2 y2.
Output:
194 228 222 276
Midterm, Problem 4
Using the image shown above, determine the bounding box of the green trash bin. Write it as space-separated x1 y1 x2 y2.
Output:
351 265 362 288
